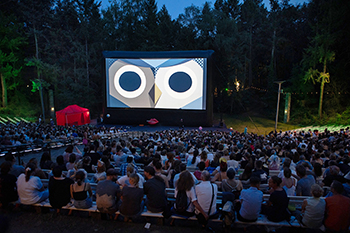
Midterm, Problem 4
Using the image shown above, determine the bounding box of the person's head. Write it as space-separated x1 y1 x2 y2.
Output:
283 167 292 178
106 168 118 181
201 170 211 181
243 163 253 174
0 161 12 175
56 155 64 165
126 164 135 177
65 145 73 153
282 158 291 168
227 168 236 180
296 164 306 178
177 170 194 191
28 158 38 167
144 166 155 179
97 160 106 173
220 161 228 172
329 165 340 176
191 149 199 164
179 163 187 172
154 161 162 170
40 152 51 163
310 184 323 198
198 161 205 171
52 166 63 178
250 176 261 187
25 163 37 182
4 153 15 164
69 153 76 163
75 170 85 186
255 160 263 169
126 155 134 163
200 151 207 161
83 156 91 165
268 176 282 189
331 180 344 194
129 173 140 187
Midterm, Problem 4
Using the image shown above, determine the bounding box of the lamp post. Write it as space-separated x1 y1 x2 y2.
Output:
274 81 285 132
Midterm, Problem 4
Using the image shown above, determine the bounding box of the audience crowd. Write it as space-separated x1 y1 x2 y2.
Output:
0 121 350 232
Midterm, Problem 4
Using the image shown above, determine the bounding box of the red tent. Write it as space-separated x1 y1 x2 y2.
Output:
56 105 90 126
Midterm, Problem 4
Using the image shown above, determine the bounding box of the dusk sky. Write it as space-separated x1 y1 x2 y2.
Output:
101 0 309 19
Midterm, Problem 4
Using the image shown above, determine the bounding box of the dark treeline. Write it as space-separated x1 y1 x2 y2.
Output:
0 0 349 123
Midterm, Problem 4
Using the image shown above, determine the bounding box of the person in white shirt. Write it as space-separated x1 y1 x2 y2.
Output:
195 171 218 227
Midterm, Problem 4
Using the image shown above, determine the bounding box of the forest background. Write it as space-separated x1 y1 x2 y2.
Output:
0 0 349 127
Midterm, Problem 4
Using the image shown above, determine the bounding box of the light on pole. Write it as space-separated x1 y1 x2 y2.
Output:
274 81 285 132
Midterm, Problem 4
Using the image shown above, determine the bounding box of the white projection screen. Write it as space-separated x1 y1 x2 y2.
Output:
106 57 207 110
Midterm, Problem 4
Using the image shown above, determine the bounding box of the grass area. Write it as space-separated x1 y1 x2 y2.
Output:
220 113 350 135
221 114 299 135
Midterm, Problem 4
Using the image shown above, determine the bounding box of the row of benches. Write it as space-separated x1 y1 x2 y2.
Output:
35 178 311 229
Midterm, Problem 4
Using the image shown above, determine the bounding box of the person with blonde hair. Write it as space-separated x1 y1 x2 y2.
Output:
92 160 106 183
299 184 325 229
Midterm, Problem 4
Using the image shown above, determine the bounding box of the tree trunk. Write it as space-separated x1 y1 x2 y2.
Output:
1 73 7 108
318 60 327 118
34 25 39 60
248 27 252 87
85 38 89 88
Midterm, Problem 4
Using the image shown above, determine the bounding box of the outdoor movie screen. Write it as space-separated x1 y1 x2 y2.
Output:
106 57 207 110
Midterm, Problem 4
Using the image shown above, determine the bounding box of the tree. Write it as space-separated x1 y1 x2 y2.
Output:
303 0 335 118
0 13 26 108
304 33 335 118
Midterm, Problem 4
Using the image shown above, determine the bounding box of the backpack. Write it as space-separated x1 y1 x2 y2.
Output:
175 190 190 214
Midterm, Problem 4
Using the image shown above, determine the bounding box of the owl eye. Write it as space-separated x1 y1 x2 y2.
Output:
114 65 147 99
168 72 192 93
154 60 203 109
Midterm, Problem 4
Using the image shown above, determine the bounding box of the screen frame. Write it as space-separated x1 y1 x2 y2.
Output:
102 50 214 126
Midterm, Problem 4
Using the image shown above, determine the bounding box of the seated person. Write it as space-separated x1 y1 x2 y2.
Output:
173 170 207 217
211 161 228 185
324 181 350 232
236 176 263 222
0 161 18 208
262 176 290 222
193 161 206 180
300 184 325 229
96 168 120 214
296 164 315 196
5 153 25 177
17 163 49 205
70 171 92 209
222 168 243 195
195 171 218 227
143 166 167 213
251 160 268 184
117 164 144 188
91 160 106 183
49 166 74 212
119 173 144 219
